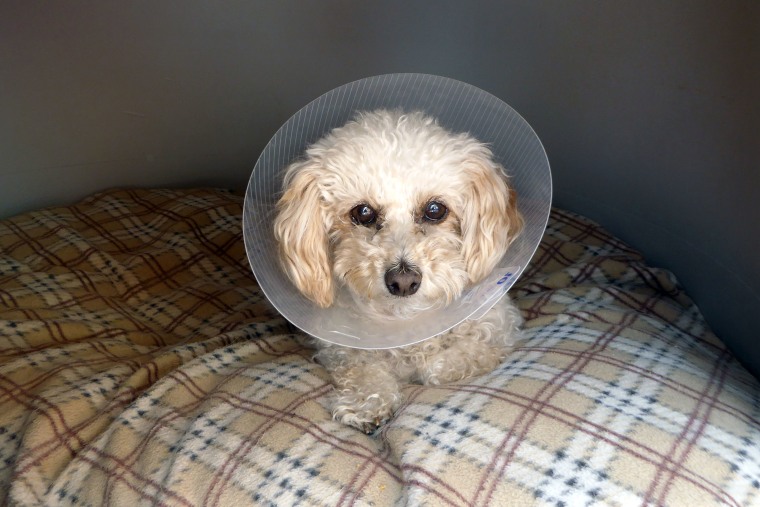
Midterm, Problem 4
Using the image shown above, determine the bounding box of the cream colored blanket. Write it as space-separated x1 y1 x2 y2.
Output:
1 188 758 506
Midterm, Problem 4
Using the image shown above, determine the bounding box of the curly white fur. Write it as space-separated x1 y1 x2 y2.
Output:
274 110 524 432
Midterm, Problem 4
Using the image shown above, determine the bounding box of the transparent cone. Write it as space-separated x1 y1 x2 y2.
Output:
243 73 552 349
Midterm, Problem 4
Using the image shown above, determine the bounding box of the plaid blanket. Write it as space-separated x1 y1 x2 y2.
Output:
1 188 758 506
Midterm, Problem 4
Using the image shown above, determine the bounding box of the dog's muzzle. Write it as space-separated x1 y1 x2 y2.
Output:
384 262 422 297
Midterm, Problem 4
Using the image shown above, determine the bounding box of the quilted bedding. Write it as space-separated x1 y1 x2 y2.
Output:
1 188 759 506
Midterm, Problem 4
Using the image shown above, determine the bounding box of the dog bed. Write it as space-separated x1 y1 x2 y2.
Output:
1 188 758 506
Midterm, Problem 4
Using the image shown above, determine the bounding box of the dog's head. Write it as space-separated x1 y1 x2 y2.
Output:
273 110 523 318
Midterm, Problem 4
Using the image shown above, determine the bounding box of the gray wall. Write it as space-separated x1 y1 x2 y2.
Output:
2 1 759 375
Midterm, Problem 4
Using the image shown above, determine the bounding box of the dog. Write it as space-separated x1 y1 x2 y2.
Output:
273 109 523 433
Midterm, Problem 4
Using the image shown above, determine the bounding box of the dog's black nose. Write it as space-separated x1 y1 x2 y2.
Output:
384 263 422 297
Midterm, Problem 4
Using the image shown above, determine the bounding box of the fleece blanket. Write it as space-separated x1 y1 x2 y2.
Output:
1 188 759 506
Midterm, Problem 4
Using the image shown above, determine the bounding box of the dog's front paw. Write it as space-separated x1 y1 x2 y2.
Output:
328 363 404 433
416 342 511 387
332 389 400 434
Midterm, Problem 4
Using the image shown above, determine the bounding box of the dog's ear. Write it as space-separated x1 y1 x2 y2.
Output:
273 160 334 307
460 156 523 284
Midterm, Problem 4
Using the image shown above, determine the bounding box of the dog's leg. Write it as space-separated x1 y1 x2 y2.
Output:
329 357 403 433
418 298 522 385
316 346 407 433
418 334 508 385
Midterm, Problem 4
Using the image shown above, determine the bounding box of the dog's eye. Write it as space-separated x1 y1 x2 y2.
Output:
422 201 448 223
350 204 377 226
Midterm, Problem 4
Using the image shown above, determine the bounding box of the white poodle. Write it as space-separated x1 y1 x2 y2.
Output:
273 109 523 432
